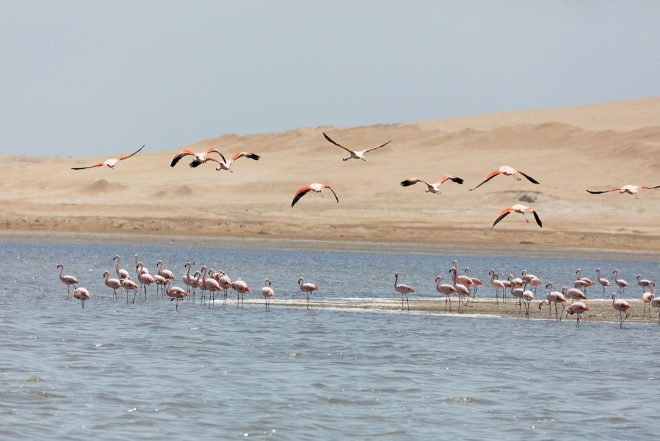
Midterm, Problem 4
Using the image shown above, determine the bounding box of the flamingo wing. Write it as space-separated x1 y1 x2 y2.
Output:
440 176 464 184
323 132 353 153
118 144 145 161
532 210 543 228
517 169 540 184
205 148 228 163
491 208 513 229
642 185 660 189
325 186 339 203
170 149 195 167
586 188 619 194
71 162 104 170
400 178 425 187
470 170 502 191
291 186 313 207
364 140 392 153
231 151 260 161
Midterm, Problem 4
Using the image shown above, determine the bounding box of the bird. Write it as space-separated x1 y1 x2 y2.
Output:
170 147 225 168
207 151 260 172
113 255 131 280
563 287 587 303
298 277 318 310
322 132 391 161
637 275 653 294
121 278 139 304
182 262 195 295
165 281 188 310
72 287 91 309
291 183 339 207
213 270 233 301
595 268 611 294
153 274 168 297
435 275 457 313
642 282 655 318
470 165 539 191
522 289 534 318
566 302 589 328
393 273 414 311
612 269 628 297
538 282 566 320
231 279 251 306
57 264 79 296
448 267 471 310
156 260 175 281
465 267 483 298
200 267 221 305
136 264 155 301
491 204 542 230
575 269 594 293
71 145 144 170
103 271 122 301
651 296 660 323
400 176 464 194
488 270 506 304
611 293 631 328
586 184 660 198
261 279 275 309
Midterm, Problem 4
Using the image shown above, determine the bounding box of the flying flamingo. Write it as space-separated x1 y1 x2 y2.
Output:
611 293 631 328
113 256 131 280
165 281 188 310
488 270 506 304
261 279 275 309
136 263 155 301
400 176 464 194
170 147 225 168
642 282 655 318
291 183 339 207
232 279 251 306
538 282 566 320
612 269 628 297
469 165 540 191
595 268 611 293
586 184 660 198
491 204 542 230
435 275 457 312
298 277 319 310
323 132 391 161
566 302 589 328
156 260 175 281
103 271 122 301
57 264 79 296
71 145 144 170
121 278 139 304
637 275 653 294
207 151 260 172
73 287 91 309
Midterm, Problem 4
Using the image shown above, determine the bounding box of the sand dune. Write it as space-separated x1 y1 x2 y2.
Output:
2 97 660 252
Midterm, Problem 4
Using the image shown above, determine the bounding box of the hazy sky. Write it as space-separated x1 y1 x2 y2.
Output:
1 0 659 156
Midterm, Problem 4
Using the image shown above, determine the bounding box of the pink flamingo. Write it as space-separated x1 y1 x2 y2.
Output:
538 282 566 320
73 287 91 308
134 255 149 275
189 271 201 302
566 302 589 328
522 289 534 318
488 270 506 304
586 184 660 198
642 282 655 318
153 274 168 297
57 264 79 296
323 132 391 162
651 295 660 323
207 151 260 172
563 287 587 303
137 263 155 301
299 277 319 310
291 183 339 207
612 269 628 297
165 281 188 310
182 262 194 295
121 278 139 304
435 275 457 312
170 147 225 168
400 175 464 194
575 269 593 294
637 275 653 294
521 270 539 283
511 286 525 312
201 267 221 306
611 293 631 328
261 279 275 309
156 260 175 281
71 145 144 170
491 204 542 230
527 276 544 294
212 270 233 301
113 255 131 280
595 268 611 294
103 271 122 301
232 279 251 306
449 267 470 311
464 267 482 298
470 165 540 191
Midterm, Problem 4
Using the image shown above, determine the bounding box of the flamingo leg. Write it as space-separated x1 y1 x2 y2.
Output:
405 294 410 312
307 292 310 310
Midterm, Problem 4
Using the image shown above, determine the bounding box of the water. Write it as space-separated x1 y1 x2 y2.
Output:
1 239 659 440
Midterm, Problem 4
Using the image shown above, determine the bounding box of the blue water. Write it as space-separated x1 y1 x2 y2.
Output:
1 239 659 440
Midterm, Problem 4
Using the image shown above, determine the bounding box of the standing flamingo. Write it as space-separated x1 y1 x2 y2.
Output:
651 296 660 323
400 175 464 194
103 271 122 301
435 275 457 313
113 255 131 280
323 132 391 161
291 183 339 207
201 267 221 306
538 282 566 320
121 278 139 304
470 165 540 191
611 293 631 328
261 279 275 309
70 145 144 170
575 269 593 294
165 281 188 310
522 289 534 318
298 277 319 310
612 269 628 297
213 270 233 301
232 279 251 306
153 274 168 297
449 267 470 310
595 268 611 294
563 287 587 303
137 263 155 301
488 270 506 304
566 302 589 328
189 271 201 303
464 267 482 298
182 262 194 295
156 260 175 281
57 264 79 296
642 282 655 318
637 275 653 294
73 287 91 309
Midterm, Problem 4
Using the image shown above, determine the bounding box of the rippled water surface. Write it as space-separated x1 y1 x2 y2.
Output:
1 239 659 440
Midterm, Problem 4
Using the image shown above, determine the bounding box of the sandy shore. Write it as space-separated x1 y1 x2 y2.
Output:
2 97 660 253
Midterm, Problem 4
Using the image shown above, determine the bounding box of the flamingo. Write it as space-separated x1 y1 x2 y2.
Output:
71 145 144 170
400 175 464 194
261 279 275 309
298 277 319 310
522 289 534 318
488 270 506 304
465 267 483 298
165 281 188 310
207 151 260 172
103 271 121 301
511 285 525 312
322 132 391 161
470 165 540 191
156 260 175 281
563 287 587 303
595 268 611 294
611 293 631 328
642 282 655 318
189 271 201 303
575 269 594 294
121 278 139 304
521 270 539 284
566 302 589 328
73 287 91 309
213 270 233 301
449 267 470 310
527 276 544 295
113 255 131 280
57 264 79 296
450 261 473 288
637 275 653 294
291 183 339 207
651 296 660 323
182 262 194 295
586 184 660 198
491 204 542 230
232 279 251 306
170 147 225 168
136 264 155 301
134 255 149 274
153 274 168 297
612 269 628 297
201 267 221 305
435 275 457 312
538 282 566 320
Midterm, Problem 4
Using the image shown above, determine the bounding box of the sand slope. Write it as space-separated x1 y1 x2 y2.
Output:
2 98 660 252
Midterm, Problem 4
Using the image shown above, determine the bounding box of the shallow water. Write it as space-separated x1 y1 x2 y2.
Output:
1 239 659 440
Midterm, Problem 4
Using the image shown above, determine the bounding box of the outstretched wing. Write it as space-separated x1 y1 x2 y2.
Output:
470 170 502 191
71 162 104 170
231 151 260 161
642 185 660 189
532 210 543 228
323 132 353 153
119 144 145 161
364 140 392 153
291 186 312 207
491 208 513 230
586 188 619 194
440 176 464 185
170 149 195 167
401 178 421 187
325 186 339 203
517 169 540 184
205 148 227 164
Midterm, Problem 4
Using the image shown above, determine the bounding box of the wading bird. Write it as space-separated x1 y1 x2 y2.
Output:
291 183 339 207
538 282 566 320
57 264 79 296
595 268 611 294
611 293 631 328
73 287 90 309
612 269 628 297
435 275 457 313
298 277 318 310
394 273 414 311
113 255 131 280
566 302 589 328
470 165 539 191
586 184 660 198
103 271 122 301
491 204 542 230
400 176 464 194
71 145 144 170
323 132 391 161
642 282 655 318
261 279 275 309
165 281 188 310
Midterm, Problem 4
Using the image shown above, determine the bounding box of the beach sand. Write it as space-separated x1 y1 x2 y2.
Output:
2 97 660 253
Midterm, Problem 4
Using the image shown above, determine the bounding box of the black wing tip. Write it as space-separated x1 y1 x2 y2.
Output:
452 177 464 184
249 153 261 160
401 180 414 187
